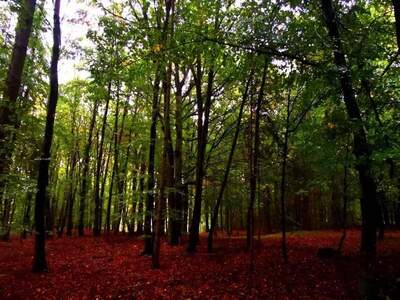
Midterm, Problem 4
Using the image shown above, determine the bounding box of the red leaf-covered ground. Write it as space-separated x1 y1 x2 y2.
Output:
0 230 399 299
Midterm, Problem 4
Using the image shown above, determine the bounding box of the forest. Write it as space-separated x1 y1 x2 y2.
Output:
0 0 400 299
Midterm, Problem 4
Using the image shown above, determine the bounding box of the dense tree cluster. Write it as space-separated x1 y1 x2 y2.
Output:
0 0 399 298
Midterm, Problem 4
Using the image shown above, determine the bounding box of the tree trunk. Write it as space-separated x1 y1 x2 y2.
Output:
152 143 168 269
78 99 98 236
163 64 179 245
1 198 16 241
136 162 145 234
21 191 33 239
247 61 267 253
173 65 185 242
182 183 189 233
93 81 111 236
1 195 12 241
115 99 129 234
208 74 251 252
321 0 379 298
187 58 214 252
106 93 120 233
338 146 349 252
142 66 161 255
65 150 77 236
32 0 60 272
321 0 378 257
280 123 289 264
152 0 174 265
0 0 37 201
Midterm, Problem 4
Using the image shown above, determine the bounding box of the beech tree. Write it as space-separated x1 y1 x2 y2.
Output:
32 0 61 272
0 0 37 238
0 1 399 298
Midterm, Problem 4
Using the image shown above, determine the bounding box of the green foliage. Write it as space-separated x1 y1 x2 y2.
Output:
1 0 399 235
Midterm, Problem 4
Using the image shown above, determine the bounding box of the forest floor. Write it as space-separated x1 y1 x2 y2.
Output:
0 230 399 299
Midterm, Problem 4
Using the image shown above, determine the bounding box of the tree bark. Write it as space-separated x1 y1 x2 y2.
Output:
248 61 267 252
115 100 129 233
163 64 179 245
93 81 111 236
321 0 379 297
21 191 33 239
66 109 79 236
173 65 187 241
321 0 378 257
136 162 146 234
187 59 214 252
0 0 37 201
142 66 161 255
208 74 251 252
280 105 289 264
152 141 167 268
32 0 60 272
65 148 78 236
78 99 98 236
106 92 120 233
338 144 350 252
152 0 174 265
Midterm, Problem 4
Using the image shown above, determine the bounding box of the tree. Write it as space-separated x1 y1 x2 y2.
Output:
0 0 37 224
320 0 379 297
208 70 252 252
78 97 98 236
93 81 111 236
32 0 61 272
247 60 267 253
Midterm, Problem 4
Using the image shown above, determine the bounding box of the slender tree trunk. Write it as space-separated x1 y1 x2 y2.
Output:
46 156 59 237
208 74 251 252
321 1 379 298
280 126 289 264
152 143 168 268
100 144 110 225
115 100 129 234
321 0 378 256
106 94 120 233
182 183 189 233
338 145 349 252
0 0 37 201
56 170 68 237
142 66 161 255
361 78 392 239
246 92 255 248
65 151 77 236
163 64 178 245
21 191 33 239
279 83 293 264
205 203 209 232
187 59 214 252
93 81 111 236
32 0 60 272
152 0 174 265
1 197 16 241
136 162 145 234
104 135 114 232
248 62 267 253
173 65 185 242
264 187 272 233
128 165 137 235
1 196 12 240
78 99 98 236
